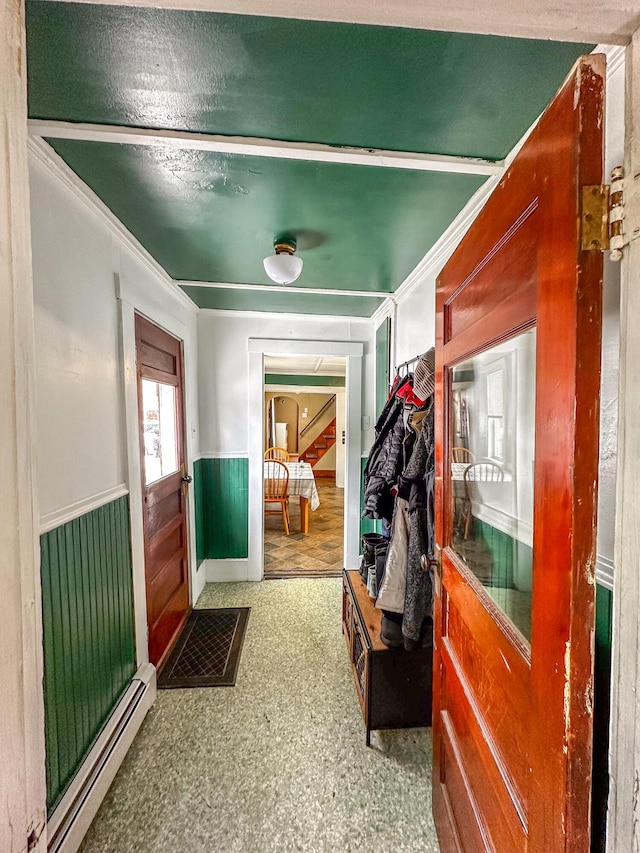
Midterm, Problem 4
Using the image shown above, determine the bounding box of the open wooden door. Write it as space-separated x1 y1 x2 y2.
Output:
432 56 605 852
136 314 191 668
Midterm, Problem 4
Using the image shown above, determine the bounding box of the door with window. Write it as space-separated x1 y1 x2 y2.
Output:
433 56 604 851
136 314 190 667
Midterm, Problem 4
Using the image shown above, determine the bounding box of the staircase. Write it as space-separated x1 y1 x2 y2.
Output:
299 418 337 467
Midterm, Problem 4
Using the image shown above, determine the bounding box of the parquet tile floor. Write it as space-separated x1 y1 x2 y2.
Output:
263 479 344 578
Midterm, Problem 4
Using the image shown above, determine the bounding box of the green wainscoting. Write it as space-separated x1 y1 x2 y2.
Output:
375 318 391 416
592 582 613 853
194 458 249 559
360 456 378 537
471 517 533 590
40 495 135 815
194 459 206 569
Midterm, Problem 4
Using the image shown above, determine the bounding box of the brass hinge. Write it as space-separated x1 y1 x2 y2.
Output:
581 167 638 261
581 184 610 251
609 166 629 262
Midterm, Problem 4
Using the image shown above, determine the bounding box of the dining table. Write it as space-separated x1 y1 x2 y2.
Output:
264 460 320 533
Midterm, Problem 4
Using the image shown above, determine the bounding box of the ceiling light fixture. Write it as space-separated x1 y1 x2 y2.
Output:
263 238 303 285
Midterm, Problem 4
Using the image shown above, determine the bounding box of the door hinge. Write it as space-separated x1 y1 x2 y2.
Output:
581 167 637 261
581 184 610 252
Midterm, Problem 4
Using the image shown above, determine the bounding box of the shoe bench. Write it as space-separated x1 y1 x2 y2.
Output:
341 569 432 746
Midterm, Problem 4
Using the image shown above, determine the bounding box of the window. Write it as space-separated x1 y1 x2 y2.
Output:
486 366 505 461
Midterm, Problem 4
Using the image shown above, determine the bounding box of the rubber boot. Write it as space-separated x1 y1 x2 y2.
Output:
374 541 389 592
380 610 404 648
359 533 386 583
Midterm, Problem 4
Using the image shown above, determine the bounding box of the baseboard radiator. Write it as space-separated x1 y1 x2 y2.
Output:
47 663 156 853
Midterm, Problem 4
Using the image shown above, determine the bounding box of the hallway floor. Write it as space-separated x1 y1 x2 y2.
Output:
80 579 439 853
264 481 344 578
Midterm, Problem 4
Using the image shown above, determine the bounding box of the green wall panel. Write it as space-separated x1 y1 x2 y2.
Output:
360 456 378 538
375 318 391 416
194 458 206 569
40 495 135 815
592 583 613 852
472 518 533 590
197 458 249 559
265 374 345 387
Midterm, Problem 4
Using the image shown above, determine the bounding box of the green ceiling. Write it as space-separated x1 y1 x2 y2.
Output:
182 286 384 317
26 2 592 315
45 138 486 293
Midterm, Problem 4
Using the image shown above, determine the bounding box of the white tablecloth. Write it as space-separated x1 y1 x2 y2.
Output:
264 461 320 511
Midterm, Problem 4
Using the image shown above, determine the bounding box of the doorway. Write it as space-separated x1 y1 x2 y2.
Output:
248 338 364 580
135 313 191 667
263 357 346 578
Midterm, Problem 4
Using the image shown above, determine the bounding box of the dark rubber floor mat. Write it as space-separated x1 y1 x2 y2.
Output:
158 608 250 688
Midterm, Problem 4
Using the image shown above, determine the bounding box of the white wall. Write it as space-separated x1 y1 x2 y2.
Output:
198 313 372 580
198 312 375 454
31 157 127 520
29 141 202 622
393 279 436 368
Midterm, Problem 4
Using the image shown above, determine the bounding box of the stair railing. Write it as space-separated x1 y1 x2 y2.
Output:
300 395 336 438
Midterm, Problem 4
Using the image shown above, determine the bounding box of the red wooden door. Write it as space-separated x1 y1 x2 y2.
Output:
433 56 604 852
136 314 191 667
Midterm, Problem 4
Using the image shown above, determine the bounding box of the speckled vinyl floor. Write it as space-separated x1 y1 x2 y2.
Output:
80 579 439 853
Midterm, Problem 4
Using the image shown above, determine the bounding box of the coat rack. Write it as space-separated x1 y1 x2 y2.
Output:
392 352 426 384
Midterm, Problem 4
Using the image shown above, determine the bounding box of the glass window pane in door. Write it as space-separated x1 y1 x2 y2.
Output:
449 328 536 643
142 379 178 485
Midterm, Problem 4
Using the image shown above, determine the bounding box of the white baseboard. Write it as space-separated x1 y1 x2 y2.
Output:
205 558 257 582
47 663 156 853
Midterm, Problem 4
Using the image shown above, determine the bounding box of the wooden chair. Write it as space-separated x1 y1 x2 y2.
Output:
462 460 504 539
264 460 290 535
452 446 475 463
264 446 290 462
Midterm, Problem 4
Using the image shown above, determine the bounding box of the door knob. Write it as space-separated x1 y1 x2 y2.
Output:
181 474 193 484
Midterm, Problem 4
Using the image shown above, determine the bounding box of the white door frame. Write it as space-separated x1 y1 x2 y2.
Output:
607 29 640 853
1 2 47 849
248 338 363 579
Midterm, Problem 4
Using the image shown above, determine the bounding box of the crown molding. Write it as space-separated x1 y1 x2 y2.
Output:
27 136 199 314
29 119 503 178
370 296 395 327
179 280 386 298
197 307 371 323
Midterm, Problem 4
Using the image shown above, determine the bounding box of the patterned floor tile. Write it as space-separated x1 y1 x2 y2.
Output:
264 481 344 579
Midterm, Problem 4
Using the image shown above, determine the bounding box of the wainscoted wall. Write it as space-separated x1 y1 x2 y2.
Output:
593 583 613 852
194 459 206 569
193 458 249 559
471 517 532 591
360 456 376 537
40 495 136 815
375 317 391 416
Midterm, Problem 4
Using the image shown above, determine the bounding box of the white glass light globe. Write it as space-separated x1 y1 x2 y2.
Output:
263 253 303 285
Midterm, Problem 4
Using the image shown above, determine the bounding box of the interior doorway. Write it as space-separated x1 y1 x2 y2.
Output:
262 354 346 578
